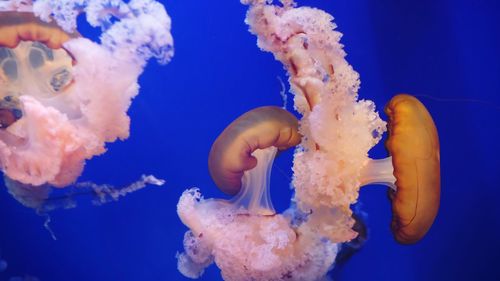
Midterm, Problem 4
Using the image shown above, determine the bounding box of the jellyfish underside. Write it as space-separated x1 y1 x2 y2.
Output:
0 41 75 128
0 10 85 188
0 11 77 128
229 147 277 215
0 1 173 214
0 15 78 205
0 26 77 203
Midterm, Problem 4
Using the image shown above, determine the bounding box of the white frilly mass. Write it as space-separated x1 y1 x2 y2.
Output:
0 0 173 188
177 0 386 280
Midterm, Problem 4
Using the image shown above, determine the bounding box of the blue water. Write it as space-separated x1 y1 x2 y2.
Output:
1 0 499 280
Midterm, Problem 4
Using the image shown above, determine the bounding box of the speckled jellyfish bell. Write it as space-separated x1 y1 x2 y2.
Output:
0 0 173 213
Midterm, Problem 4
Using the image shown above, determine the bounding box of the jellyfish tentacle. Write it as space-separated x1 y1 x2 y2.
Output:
230 146 278 215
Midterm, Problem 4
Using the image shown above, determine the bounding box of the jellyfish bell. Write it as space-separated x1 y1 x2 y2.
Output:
386 94 440 243
179 1 442 280
194 106 301 218
360 94 441 244
182 106 302 231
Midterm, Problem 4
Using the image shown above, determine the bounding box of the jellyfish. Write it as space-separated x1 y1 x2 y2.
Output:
177 107 338 280
242 0 440 243
0 0 173 211
0 250 40 281
177 0 440 280
359 94 440 244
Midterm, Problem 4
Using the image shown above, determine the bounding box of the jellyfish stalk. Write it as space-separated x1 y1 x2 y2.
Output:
230 147 277 216
178 107 338 280
359 157 397 190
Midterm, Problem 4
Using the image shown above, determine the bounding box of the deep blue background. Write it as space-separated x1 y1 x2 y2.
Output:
1 0 500 280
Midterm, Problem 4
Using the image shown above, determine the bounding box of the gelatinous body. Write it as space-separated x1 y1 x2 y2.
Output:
385 94 440 244
178 148 338 281
0 0 173 191
0 0 172 216
178 1 440 280
209 106 300 195
178 1 386 279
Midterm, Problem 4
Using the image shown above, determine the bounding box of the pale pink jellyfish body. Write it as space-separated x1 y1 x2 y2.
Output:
177 0 440 280
243 0 440 244
360 94 440 244
0 0 173 210
178 107 338 280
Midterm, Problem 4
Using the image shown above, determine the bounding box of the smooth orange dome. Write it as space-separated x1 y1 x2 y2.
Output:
208 106 301 195
385 94 440 244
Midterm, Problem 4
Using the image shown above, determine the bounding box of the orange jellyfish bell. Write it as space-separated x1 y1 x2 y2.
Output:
385 94 441 244
208 106 301 195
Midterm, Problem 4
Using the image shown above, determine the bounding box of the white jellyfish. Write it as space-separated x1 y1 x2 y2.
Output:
0 0 172 211
0 255 6 273
177 107 338 281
